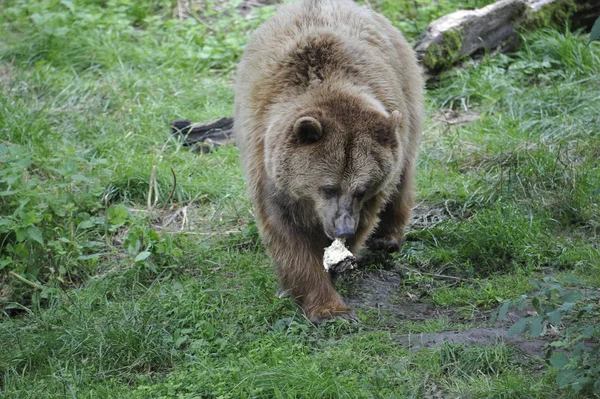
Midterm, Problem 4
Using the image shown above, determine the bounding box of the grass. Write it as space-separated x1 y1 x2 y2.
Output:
1 0 600 397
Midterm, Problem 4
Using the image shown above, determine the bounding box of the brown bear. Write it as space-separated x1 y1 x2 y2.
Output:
234 0 424 322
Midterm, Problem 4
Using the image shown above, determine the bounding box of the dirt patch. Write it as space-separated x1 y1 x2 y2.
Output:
0 284 11 307
0 63 14 88
339 202 468 321
340 264 547 357
435 108 481 126
126 203 245 239
342 269 460 322
409 202 454 229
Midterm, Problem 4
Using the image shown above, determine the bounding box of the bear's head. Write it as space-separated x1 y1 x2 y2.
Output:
264 92 405 239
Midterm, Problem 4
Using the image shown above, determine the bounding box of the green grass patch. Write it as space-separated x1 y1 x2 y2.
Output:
432 273 534 308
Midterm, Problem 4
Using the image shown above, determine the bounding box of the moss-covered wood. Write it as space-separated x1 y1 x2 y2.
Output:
414 0 598 73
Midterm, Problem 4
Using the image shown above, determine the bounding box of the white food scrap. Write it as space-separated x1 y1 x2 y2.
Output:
323 238 356 272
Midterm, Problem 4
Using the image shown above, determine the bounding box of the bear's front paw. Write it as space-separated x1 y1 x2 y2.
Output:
305 305 358 324
366 235 402 253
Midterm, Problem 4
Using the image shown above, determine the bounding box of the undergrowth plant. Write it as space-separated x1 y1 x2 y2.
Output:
492 276 600 396
0 142 109 305
0 0 271 308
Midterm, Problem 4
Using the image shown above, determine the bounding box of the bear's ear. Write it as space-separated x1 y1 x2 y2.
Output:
390 110 402 130
293 116 323 144
376 110 402 147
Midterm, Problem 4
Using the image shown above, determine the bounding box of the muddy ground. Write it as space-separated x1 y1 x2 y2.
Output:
341 267 549 357
337 204 551 358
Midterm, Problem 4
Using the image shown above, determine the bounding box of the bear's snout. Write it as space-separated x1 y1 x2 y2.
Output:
333 213 356 238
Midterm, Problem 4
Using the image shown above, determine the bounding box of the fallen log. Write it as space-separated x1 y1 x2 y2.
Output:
170 118 234 152
414 0 599 72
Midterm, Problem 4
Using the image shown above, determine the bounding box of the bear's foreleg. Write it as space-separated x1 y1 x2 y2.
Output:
264 224 356 323
367 161 416 252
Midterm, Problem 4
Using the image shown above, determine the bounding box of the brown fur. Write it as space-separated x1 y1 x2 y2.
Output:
234 0 424 322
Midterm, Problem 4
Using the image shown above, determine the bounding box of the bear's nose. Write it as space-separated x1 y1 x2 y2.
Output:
334 214 356 238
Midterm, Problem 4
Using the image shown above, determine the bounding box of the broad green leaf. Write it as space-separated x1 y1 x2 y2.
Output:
30 13 43 26
577 305 593 319
273 318 288 333
78 219 96 229
589 15 600 45
71 174 89 182
14 156 32 169
508 317 528 337
547 282 562 293
27 226 44 246
528 278 541 289
175 336 188 348
498 300 510 321
135 251 151 262
203 322 216 338
532 296 541 313
60 0 75 12
41 286 59 300
573 341 585 357
549 352 569 369
517 296 528 311
22 210 41 225
547 309 562 326
560 302 576 312
582 325 595 338
171 281 184 293
15 227 27 242
107 204 129 229
529 316 544 337
560 291 583 303
125 231 141 254
0 219 11 233
14 242 29 257
147 229 160 242
0 258 11 270
561 275 582 285
78 254 101 261
490 309 498 324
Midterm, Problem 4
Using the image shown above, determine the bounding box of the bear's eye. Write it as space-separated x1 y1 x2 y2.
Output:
353 189 367 200
320 185 340 199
